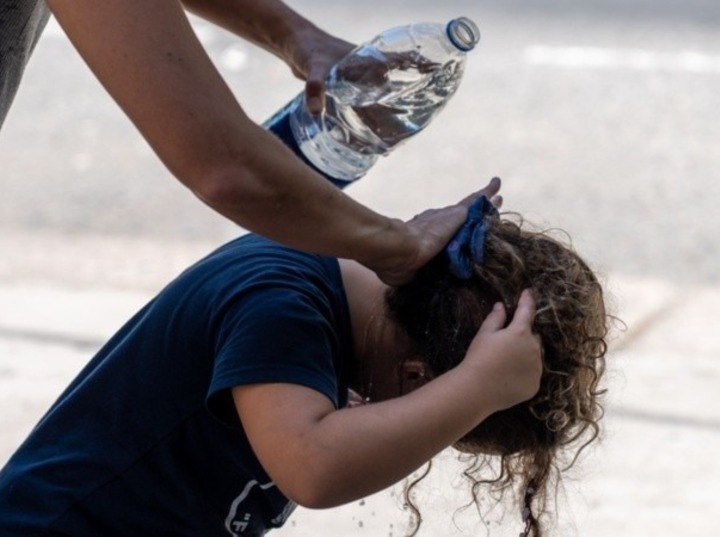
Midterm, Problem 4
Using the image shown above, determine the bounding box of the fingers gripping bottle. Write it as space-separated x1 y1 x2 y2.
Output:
263 17 480 187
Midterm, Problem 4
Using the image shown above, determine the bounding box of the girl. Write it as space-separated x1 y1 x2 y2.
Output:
0 184 607 537
387 198 608 536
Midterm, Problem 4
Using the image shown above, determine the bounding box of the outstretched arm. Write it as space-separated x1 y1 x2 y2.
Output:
45 0 482 284
232 290 542 508
180 0 355 114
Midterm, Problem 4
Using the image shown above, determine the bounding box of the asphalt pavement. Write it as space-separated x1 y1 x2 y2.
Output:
1 1 718 535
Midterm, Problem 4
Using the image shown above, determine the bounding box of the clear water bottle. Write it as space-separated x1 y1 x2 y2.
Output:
264 17 480 186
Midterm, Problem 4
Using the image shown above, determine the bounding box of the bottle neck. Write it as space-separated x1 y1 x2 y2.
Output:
446 17 480 52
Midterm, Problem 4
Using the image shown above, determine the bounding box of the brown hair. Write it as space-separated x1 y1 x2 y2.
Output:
385 213 609 536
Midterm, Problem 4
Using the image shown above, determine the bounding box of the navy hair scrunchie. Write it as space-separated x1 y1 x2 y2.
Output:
444 195 498 279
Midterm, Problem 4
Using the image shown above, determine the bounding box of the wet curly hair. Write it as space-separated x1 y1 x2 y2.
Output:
385 213 609 537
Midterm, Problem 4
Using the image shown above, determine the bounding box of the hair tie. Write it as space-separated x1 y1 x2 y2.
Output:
444 195 498 279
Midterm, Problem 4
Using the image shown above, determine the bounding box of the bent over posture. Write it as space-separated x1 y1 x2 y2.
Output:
0 190 608 537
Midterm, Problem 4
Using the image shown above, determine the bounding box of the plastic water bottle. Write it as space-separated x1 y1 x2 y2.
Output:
264 17 480 186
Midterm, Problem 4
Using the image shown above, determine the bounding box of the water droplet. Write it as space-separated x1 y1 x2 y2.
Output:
358 521 364 528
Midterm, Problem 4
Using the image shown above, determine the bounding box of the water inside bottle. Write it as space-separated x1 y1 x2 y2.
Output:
292 50 466 181
327 48 466 150
291 94 379 181
290 21 471 182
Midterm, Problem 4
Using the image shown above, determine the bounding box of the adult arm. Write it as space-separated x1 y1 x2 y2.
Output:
232 290 542 508
46 0 476 284
180 0 353 114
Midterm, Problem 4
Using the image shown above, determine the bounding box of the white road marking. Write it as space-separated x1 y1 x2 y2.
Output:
525 45 720 74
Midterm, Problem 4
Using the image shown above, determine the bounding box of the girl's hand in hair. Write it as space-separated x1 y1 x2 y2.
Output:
233 290 540 507
462 289 543 412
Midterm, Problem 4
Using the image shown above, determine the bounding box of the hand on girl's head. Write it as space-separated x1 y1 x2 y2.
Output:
375 178 503 287
463 289 543 412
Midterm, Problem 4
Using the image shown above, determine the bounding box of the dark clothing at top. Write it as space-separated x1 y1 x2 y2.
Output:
0 0 49 129
0 234 355 537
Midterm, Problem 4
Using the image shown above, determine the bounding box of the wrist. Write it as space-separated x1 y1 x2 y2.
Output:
260 7 323 62
454 359 507 416
355 217 417 279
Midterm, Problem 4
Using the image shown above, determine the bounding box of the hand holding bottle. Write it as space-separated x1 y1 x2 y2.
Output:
265 17 480 183
281 24 356 115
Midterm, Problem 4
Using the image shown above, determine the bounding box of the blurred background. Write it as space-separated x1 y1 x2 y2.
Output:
0 0 718 535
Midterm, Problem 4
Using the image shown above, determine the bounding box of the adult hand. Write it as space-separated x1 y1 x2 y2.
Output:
462 289 543 412
284 26 355 115
180 0 354 115
372 176 503 286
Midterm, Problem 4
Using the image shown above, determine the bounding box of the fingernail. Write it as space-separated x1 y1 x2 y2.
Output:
307 97 323 114
493 302 503 310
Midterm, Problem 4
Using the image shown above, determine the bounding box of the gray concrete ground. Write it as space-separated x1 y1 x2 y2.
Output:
1 1 719 535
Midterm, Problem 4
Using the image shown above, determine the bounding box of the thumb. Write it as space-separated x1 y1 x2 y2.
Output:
305 65 326 115
410 204 467 244
478 302 507 335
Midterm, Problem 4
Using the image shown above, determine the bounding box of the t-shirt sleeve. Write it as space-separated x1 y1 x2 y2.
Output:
206 284 342 426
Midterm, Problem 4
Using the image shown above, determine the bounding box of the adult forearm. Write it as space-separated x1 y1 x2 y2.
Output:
181 0 314 60
196 123 413 266
46 0 411 266
180 0 355 114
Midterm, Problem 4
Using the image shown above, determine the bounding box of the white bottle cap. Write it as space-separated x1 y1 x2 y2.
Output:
447 17 480 51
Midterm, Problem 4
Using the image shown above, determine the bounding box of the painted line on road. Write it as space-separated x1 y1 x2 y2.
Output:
525 45 720 74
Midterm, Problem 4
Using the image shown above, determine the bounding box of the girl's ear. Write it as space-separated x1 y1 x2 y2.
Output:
399 358 433 394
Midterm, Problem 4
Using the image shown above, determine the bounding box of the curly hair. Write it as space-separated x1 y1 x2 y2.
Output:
385 213 609 537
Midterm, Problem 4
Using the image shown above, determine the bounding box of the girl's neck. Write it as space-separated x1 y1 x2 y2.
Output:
338 259 386 361
338 259 427 403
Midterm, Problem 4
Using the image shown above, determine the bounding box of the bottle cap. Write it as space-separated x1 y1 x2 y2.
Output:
447 17 480 52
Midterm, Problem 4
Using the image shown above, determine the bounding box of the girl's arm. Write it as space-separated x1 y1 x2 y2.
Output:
232 291 542 508
45 0 476 285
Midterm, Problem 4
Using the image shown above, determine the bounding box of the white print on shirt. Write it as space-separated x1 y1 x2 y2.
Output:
224 480 277 536
270 498 296 526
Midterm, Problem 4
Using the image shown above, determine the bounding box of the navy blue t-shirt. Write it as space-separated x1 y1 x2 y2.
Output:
0 235 354 536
